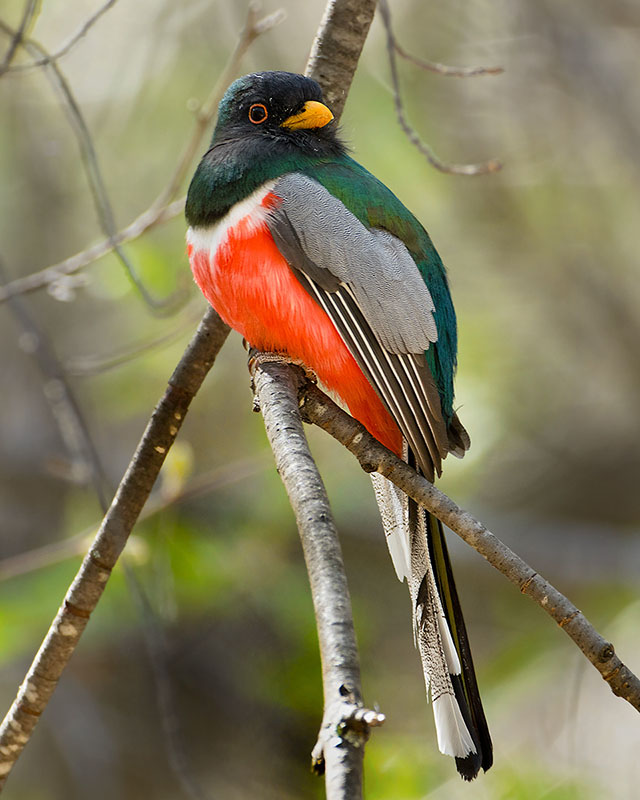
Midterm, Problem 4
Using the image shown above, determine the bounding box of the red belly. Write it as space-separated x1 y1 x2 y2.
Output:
188 199 402 456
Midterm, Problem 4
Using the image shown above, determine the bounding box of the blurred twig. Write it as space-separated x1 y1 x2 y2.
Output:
153 2 286 212
378 0 502 176
0 251 209 796
0 18 187 315
291 373 640 712
8 0 118 72
122 562 210 800
0 0 39 75
0 255 110 509
0 197 185 304
0 2 285 306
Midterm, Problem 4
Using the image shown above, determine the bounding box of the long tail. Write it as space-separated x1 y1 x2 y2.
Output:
372 474 493 780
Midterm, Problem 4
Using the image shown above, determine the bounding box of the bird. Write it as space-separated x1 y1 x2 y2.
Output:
185 70 492 780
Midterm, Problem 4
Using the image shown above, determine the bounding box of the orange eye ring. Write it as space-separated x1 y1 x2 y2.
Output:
248 103 268 124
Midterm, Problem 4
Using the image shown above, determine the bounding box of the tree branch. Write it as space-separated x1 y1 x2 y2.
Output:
0 19 187 314
306 0 377 121
0 308 230 789
250 357 384 800
291 374 640 712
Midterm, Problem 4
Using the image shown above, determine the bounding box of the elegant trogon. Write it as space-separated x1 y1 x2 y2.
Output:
185 71 492 780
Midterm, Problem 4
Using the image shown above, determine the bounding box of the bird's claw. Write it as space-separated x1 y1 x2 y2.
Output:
248 349 317 383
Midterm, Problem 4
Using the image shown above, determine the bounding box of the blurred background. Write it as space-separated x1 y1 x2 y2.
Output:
1 0 639 797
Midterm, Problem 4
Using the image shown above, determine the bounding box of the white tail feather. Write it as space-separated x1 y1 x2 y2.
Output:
371 472 410 581
435 592 461 676
433 693 477 757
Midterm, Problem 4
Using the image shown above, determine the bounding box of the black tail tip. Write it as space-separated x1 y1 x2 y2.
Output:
455 749 493 781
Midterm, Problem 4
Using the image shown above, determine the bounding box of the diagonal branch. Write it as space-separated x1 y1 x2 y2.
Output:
0 197 185 304
291 374 640 712
0 308 231 790
250 356 384 800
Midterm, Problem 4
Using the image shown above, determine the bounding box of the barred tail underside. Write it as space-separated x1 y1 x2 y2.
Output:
372 473 493 780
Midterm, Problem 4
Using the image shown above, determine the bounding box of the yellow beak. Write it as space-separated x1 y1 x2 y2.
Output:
281 100 334 130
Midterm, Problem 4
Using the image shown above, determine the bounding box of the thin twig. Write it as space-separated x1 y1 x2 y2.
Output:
394 41 503 78
250 356 384 800
0 20 188 315
0 197 185 304
0 255 110 510
0 0 39 75
0 4 285 306
293 375 640 711
0 308 231 790
7 0 118 72
378 0 502 176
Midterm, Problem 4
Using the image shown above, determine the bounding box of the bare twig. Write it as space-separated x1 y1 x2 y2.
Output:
378 0 502 176
0 256 110 509
0 197 185 304
293 375 640 711
0 3 284 306
0 0 39 75
0 308 231 789
0 20 191 314
394 41 503 78
250 357 384 800
382 1 502 79
7 0 118 72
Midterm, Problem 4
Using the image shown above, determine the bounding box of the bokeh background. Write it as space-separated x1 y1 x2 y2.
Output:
1 0 639 798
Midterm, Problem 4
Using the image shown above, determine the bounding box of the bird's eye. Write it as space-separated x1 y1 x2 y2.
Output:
248 103 268 124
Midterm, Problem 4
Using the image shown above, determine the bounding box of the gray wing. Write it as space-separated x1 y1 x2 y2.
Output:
268 172 454 480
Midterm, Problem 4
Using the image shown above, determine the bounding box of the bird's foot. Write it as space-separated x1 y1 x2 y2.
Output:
247 347 317 383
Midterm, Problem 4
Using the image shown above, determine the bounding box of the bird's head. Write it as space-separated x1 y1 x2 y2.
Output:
211 71 340 155
186 72 344 227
